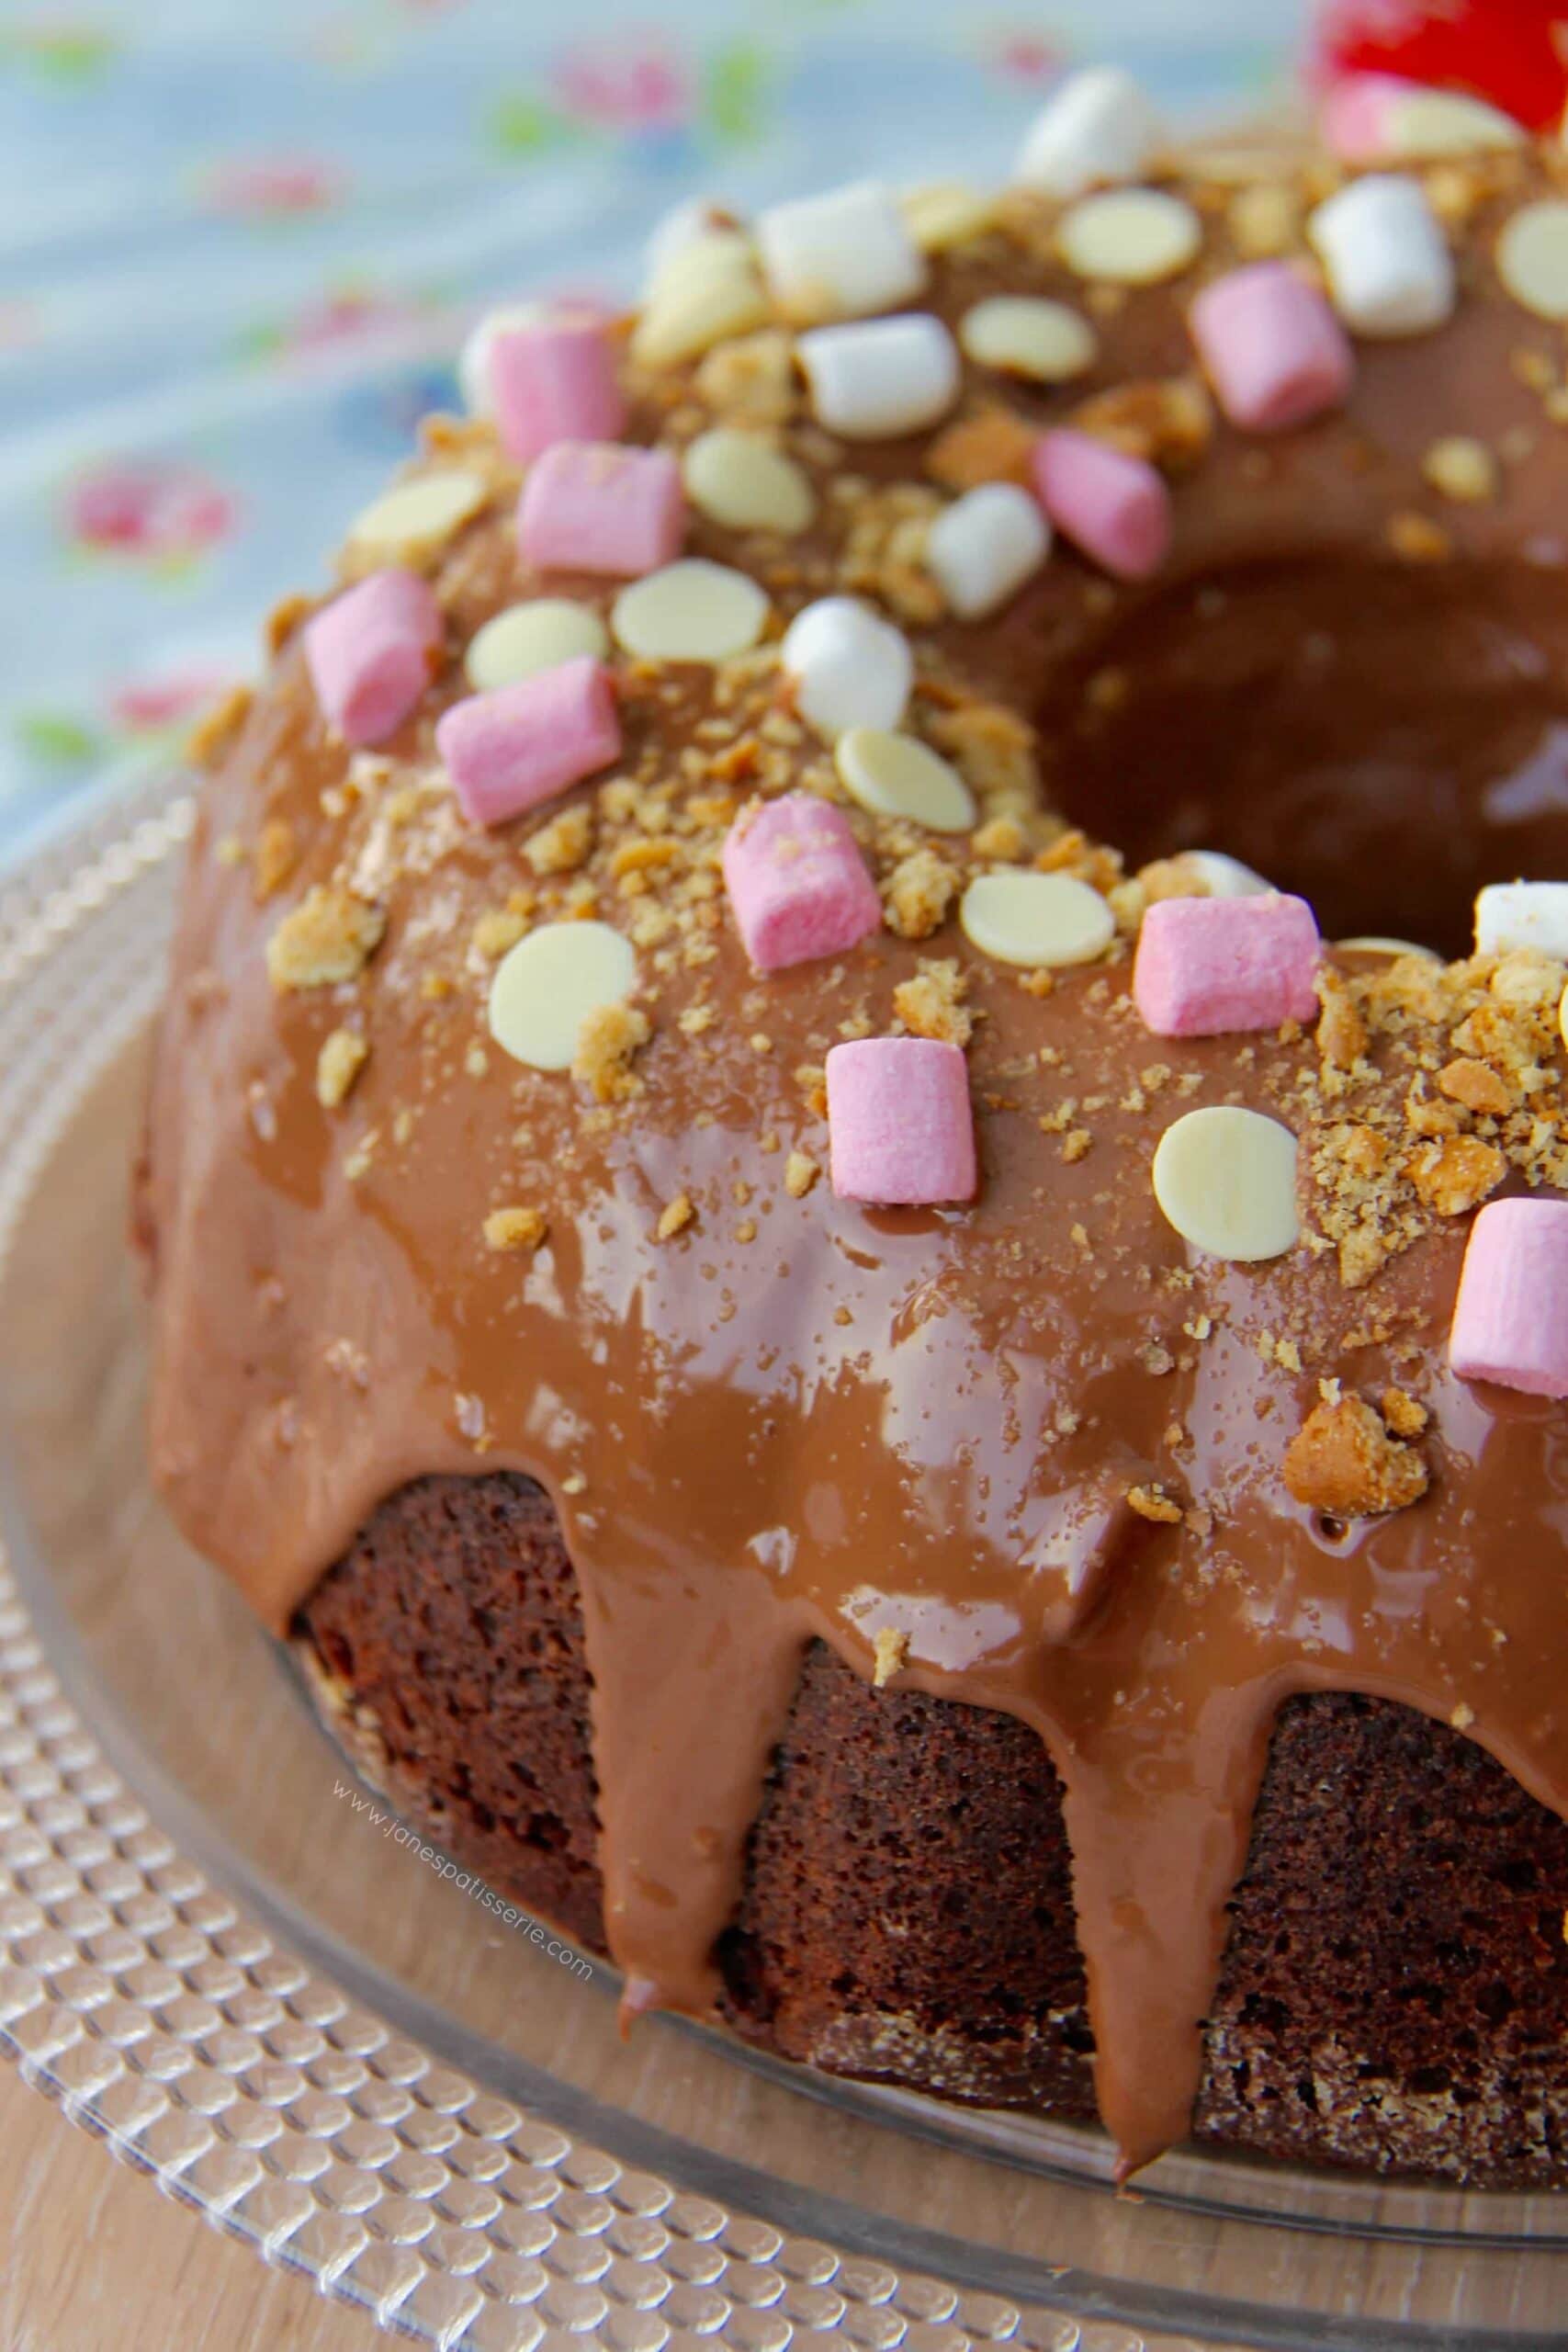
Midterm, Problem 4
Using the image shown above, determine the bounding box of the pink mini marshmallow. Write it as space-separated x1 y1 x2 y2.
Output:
303 568 442 747
1190 263 1354 434
436 654 620 829
1319 74 1416 164
722 792 881 972
1450 1198 1568 1398
490 320 626 465
827 1037 976 1206
1031 430 1170 582
517 441 684 577
1134 893 1321 1037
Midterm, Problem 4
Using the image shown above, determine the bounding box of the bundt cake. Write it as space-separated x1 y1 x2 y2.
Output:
137 70 1568 2185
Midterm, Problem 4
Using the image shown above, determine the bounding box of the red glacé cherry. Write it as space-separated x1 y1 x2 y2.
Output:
1314 1 1568 131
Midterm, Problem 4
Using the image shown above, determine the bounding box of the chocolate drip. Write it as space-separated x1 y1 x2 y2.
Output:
143 143 1568 2174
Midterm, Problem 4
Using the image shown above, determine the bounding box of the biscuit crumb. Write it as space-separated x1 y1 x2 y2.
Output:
472 906 531 959
266 887 385 991
656 1192 694 1241
1422 436 1496 504
483 1205 548 1253
1282 1394 1428 1518
872 1626 909 1688
894 956 973 1046
525 804 594 876
923 404 1036 492
1408 1135 1506 1216
1126 1482 1184 1525
254 818 299 903
1438 1057 1515 1116
187 684 253 770
573 1001 650 1102
884 847 959 942
1382 1386 1429 1439
784 1150 819 1199
316 1027 368 1109
1387 510 1453 564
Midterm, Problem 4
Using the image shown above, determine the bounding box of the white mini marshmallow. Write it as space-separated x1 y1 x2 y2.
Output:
1012 66 1160 198
1309 174 1455 336
458 301 544 416
927 484 1051 619
757 179 926 321
1475 882 1568 960
797 313 959 439
782 597 913 738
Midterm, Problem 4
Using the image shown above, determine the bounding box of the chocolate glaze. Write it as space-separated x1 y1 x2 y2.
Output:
143 141 1568 2176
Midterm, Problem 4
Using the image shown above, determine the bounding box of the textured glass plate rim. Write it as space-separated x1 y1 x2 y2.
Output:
0 769 1560 2352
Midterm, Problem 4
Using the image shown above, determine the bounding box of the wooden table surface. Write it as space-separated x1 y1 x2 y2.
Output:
0 2060 380 2352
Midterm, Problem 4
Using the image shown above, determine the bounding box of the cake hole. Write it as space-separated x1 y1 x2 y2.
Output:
1044 561 1568 959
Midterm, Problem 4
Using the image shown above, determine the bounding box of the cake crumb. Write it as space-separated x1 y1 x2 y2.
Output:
316 1027 368 1110
656 1192 694 1241
872 1626 909 1688
1282 1394 1428 1518
483 1204 548 1253
266 887 385 991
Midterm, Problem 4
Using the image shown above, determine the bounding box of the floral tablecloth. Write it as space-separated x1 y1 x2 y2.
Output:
0 0 1304 864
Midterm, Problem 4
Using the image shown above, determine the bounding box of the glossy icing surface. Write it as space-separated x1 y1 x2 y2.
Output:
143 139 1568 2175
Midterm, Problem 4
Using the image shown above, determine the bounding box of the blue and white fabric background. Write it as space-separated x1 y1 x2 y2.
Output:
0 0 1307 864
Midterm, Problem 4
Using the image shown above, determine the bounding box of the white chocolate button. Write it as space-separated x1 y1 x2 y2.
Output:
1496 200 1568 322
797 313 960 440
757 179 926 322
488 921 637 1072
835 729 976 833
633 257 769 369
782 597 912 738
926 482 1050 619
1183 850 1274 899
1013 66 1160 200
959 294 1098 383
1474 881 1568 959
682 427 815 534
1056 188 1202 286
465 599 609 692
649 224 754 299
1383 88 1522 160
959 871 1115 968
1309 174 1454 336
346 471 489 568
1337 934 1441 961
646 198 737 287
1152 1106 1300 1262
611 558 769 663
901 181 996 254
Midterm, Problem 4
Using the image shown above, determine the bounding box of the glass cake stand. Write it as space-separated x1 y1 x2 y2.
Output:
0 771 1563 2352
